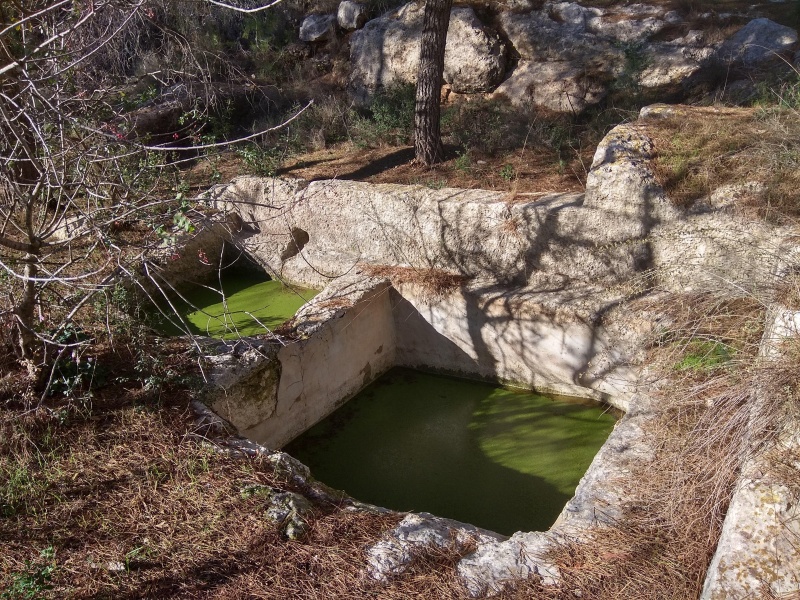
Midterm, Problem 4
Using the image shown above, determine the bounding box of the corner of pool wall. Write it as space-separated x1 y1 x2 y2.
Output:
205 272 631 452
206 274 398 449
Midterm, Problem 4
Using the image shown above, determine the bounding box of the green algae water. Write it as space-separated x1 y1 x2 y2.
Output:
285 368 616 535
162 273 316 338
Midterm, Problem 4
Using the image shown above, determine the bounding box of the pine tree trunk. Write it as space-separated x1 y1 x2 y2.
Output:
414 0 452 166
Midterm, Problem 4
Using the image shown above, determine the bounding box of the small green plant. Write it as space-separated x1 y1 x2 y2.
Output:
371 85 415 133
1 547 56 600
411 177 447 189
47 325 95 398
124 543 156 572
453 150 471 172
209 158 222 183
753 70 800 111
611 41 652 105
240 484 275 499
444 99 516 156
237 143 283 176
118 85 159 112
674 339 734 372
500 164 515 181
351 84 415 147
1 465 40 518
172 197 195 235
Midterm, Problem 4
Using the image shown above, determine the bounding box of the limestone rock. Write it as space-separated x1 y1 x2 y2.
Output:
337 0 368 31
701 476 800 598
265 490 314 540
498 9 620 66
349 3 506 101
492 3 729 111
717 18 798 65
548 2 599 30
555 412 655 528
204 342 282 432
366 513 505 580
338 0 367 31
348 3 420 101
585 120 679 222
495 9 621 112
585 3 669 42
639 32 715 90
493 60 608 113
457 532 560 596
299 14 337 42
443 8 507 93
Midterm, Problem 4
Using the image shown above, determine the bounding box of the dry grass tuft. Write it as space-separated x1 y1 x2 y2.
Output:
649 104 800 222
359 264 469 301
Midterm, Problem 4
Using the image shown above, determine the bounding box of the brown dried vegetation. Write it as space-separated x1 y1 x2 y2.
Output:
1 340 481 598
649 103 800 222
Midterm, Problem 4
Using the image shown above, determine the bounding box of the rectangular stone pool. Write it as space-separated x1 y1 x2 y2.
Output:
285 367 617 535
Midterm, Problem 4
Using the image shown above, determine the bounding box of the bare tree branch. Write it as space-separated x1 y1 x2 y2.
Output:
205 0 285 14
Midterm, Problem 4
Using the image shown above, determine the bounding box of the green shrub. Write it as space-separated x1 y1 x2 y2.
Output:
237 143 284 176
351 84 416 147
453 150 471 172
500 164 516 181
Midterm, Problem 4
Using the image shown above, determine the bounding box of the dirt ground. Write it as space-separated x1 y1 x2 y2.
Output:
188 140 589 199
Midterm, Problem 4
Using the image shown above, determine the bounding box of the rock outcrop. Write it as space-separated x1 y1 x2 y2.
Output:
344 0 797 112
349 3 506 102
717 17 798 65
492 2 713 111
337 0 368 31
299 13 337 42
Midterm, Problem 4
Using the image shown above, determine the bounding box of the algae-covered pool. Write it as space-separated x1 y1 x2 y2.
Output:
286 368 617 535
162 273 317 338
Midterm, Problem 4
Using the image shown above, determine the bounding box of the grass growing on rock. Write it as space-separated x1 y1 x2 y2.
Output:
649 100 800 221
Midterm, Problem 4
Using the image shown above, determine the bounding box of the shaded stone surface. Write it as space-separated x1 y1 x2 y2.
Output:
337 0 367 30
299 14 337 42
717 18 798 65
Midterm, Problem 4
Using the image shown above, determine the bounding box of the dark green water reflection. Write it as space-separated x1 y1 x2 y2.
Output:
161 273 316 338
286 368 616 535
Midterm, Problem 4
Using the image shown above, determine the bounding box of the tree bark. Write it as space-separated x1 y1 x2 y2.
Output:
414 0 452 166
14 253 40 376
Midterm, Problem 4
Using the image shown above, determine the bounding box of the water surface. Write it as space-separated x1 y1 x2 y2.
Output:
161 273 316 338
286 368 616 535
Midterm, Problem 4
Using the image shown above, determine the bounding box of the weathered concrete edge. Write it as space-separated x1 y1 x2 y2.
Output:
203 273 397 450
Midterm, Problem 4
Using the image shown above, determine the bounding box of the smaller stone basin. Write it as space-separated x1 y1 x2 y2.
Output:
285 367 617 535
160 273 317 338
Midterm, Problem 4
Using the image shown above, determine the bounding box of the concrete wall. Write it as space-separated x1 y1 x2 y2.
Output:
207 271 637 448
391 282 639 411
209 277 397 449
